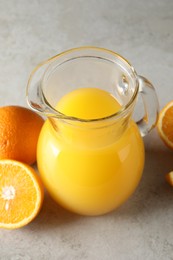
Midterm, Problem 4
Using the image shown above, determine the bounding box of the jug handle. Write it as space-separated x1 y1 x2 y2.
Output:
136 76 159 137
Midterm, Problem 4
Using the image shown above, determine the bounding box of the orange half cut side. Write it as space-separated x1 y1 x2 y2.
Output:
0 160 44 229
157 101 173 149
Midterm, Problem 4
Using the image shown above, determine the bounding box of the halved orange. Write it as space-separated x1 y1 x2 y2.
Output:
157 101 173 149
0 160 44 229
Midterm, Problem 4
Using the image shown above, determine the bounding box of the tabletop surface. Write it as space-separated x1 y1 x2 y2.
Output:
0 0 173 259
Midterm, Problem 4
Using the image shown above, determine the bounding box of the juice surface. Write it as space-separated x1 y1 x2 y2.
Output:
37 88 144 215
56 87 121 119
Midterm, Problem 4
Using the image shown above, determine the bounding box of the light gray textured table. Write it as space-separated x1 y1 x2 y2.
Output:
0 0 173 259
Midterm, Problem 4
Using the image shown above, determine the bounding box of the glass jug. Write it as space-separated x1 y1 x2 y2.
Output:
26 47 159 216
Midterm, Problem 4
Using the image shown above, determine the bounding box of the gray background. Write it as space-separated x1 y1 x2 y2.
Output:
0 0 173 259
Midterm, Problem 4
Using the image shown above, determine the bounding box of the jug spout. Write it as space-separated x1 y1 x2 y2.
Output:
26 61 59 118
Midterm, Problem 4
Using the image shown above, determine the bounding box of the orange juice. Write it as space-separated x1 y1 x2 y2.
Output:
56 87 121 119
37 88 144 215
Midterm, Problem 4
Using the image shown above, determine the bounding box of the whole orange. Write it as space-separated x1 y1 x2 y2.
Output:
0 106 44 164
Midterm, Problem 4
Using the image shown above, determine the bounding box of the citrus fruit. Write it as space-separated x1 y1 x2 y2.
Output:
0 159 44 229
0 106 44 164
165 171 173 187
157 101 173 149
